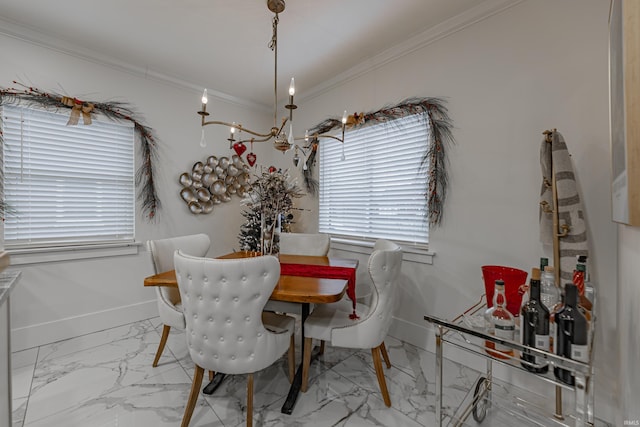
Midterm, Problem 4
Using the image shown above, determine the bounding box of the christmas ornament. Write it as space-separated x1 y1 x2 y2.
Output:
247 152 257 167
233 141 247 156
178 154 252 214
246 140 257 167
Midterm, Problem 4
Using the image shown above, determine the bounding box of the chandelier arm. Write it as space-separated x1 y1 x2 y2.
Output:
237 135 273 144
277 117 288 135
196 0 348 158
201 120 275 139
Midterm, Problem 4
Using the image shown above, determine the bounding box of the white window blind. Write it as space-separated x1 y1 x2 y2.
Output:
319 114 429 245
2 105 135 248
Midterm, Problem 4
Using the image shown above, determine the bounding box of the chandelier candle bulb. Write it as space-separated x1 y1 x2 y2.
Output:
289 78 295 96
201 89 208 105
228 122 236 145
342 110 348 124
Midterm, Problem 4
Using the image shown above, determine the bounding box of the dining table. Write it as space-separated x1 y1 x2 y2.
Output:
143 251 358 415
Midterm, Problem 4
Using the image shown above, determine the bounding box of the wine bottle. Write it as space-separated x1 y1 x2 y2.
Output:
578 255 595 306
575 256 593 312
554 283 589 385
540 257 549 272
520 268 550 373
486 280 515 359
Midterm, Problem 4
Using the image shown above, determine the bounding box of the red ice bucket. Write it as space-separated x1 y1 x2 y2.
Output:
481 265 528 316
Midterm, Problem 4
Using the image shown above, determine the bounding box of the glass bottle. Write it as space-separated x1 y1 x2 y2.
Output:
549 290 563 353
520 268 550 373
578 255 595 306
554 283 589 385
540 266 559 312
485 280 515 359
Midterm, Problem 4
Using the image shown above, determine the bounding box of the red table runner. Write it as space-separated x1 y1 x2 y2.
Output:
280 262 359 319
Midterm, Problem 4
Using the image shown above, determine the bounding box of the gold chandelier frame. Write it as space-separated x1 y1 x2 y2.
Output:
197 0 346 155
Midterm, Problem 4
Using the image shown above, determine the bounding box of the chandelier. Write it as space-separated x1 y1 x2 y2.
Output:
198 0 347 165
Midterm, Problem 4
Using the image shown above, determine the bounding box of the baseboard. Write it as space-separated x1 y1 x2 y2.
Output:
11 300 157 352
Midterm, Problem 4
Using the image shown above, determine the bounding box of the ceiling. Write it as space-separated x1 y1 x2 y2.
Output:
0 0 497 108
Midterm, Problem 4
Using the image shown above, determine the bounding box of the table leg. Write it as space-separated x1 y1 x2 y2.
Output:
435 325 443 427
202 373 227 395
281 302 310 415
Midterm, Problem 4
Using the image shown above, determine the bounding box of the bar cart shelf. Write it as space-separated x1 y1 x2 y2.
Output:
424 295 600 427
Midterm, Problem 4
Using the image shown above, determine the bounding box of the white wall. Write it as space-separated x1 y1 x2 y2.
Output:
617 226 640 425
0 31 279 350
1 0 628 423
293 0 618 422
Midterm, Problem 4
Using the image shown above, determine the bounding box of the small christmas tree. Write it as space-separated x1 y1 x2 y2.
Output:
237 168 303 253
238 208 262 251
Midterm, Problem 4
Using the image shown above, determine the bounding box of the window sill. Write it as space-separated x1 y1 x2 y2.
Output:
6 241 142 265
330 237 434 265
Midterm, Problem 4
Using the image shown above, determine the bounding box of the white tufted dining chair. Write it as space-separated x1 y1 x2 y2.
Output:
147 234 211 367
174 251 296 427
300 239 403 406
279 232 330 256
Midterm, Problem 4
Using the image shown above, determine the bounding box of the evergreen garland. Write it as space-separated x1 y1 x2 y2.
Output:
0 81 160 220
303 97 454 226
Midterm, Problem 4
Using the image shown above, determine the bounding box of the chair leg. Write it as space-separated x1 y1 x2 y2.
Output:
153 324 171 367
319 340 325 355
247 373 254 427
301 337 313 392
288 334 295 384
181 365 204 427
372 345 391 407
380 341 392 369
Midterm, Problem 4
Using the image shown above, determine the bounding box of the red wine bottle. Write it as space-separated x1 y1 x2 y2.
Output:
520 268 550 373
554 283 588 385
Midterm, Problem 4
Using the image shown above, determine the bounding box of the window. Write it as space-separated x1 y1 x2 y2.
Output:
319 114 429 246
1 105 135 248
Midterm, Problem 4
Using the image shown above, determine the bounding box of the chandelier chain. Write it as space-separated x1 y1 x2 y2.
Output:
270 14 279 128
197 2 347 156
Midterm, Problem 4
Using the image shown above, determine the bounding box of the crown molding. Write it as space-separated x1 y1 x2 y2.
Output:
0 16 269 112
298 0 525 103
0 0 524 109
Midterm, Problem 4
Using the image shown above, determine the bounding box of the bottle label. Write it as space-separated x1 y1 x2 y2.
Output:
571 344 589 363
573 270 585 296
535 334 550 352
494 324 515 351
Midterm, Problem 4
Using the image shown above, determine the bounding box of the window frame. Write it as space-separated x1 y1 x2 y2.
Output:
1 104 137 262
318 113 430 250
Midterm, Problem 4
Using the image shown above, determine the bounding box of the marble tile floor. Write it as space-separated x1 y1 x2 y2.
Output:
11 317 568 427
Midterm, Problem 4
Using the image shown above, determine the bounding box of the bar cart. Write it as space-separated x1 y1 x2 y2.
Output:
424 294 597 427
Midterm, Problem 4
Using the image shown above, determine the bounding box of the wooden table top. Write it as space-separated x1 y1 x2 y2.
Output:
144 252 358 304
